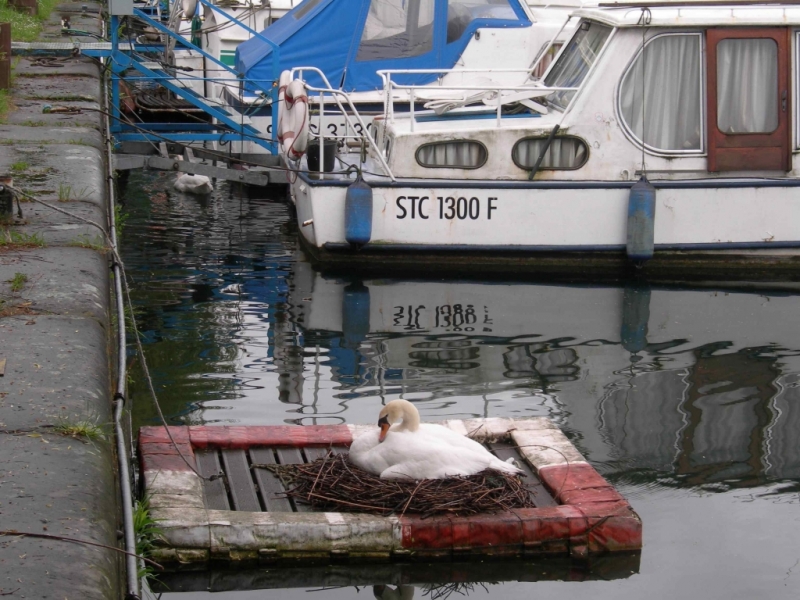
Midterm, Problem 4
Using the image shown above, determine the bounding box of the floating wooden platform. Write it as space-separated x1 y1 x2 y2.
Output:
138 418 641 567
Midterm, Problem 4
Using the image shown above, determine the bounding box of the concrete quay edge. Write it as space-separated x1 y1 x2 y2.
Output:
1 2 121 599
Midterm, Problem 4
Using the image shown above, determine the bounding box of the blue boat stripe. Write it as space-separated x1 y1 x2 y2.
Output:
299 172 800 190
323 241 800 253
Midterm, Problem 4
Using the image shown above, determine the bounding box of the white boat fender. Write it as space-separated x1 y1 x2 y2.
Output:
277 78 309 161
626 175 656 264
181 0 197 18
345 175 373 247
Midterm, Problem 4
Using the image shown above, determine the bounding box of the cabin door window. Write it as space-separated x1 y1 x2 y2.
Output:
707 28 790 171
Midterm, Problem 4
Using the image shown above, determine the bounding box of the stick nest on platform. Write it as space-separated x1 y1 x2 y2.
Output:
259 453 537 517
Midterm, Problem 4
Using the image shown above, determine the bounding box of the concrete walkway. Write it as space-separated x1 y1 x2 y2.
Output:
1 2 120 598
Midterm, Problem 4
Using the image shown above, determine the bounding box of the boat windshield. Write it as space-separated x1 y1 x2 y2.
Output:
544 20 612 110
357 0 436 61
447 0 518 43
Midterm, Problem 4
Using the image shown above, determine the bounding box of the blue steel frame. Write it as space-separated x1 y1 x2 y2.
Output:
106 0 281 153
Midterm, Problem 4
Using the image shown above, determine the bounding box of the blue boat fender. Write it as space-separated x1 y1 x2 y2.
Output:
626 176 656 264
345 177 373 247
342 282 370 350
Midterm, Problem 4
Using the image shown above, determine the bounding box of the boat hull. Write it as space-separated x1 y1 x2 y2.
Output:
293 174 800 280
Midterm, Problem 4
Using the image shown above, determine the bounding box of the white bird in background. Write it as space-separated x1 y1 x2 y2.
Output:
172 157 213 195
173 172 213 195
348 399 522 479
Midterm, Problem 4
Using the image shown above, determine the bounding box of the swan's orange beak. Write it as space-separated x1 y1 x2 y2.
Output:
378 415 390 443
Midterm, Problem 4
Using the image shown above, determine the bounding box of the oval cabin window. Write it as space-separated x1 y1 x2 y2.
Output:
416 141 488 169
511 136 589 170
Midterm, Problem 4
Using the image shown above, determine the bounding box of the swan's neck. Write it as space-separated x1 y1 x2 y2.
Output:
393 402 420 432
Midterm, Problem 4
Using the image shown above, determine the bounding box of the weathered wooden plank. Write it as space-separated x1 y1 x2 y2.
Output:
249 448 293 513
489 442 557 507
220 449 261 512
275 446 304 465
276 447 310 512
195 449 230 511
303 447 335 462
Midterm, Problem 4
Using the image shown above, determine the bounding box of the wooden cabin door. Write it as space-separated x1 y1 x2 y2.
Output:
706 28 791 172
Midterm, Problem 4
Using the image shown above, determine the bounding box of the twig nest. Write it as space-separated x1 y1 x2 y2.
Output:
260 453 538 517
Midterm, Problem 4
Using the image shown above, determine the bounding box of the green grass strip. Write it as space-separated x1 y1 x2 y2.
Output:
0 0 63 43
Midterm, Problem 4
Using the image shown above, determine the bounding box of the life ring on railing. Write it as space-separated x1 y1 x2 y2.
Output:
277 76 309 161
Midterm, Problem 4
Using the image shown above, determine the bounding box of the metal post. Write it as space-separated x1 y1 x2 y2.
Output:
410 87 415 133
110 16 121 134
0 23 10 91
319 90 324 176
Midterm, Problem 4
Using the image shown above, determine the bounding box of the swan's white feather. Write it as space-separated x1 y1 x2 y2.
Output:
174 173 213 194
349 416 522 480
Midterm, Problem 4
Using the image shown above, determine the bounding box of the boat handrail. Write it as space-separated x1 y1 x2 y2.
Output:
290 67 397 182
377 70 578 130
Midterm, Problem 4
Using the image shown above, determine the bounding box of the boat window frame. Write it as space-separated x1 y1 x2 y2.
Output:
542 19 616 113
510 135 590 171
415 139 489 169
795 30 800 150
615 31 706 157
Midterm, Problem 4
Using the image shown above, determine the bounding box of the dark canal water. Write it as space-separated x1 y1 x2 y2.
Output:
121 171 800 600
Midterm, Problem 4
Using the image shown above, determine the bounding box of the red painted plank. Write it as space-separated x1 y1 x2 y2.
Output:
139 442 195 457
188 425 353 449
560 487 626 506
537 463 618 502
576 501 643 552
464 512 524 556
139 426 190 445
512 506 583 555
400 514 453 552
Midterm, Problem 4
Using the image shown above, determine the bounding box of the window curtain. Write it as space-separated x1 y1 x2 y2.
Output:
717 38 778 134
417 141 487 168
513 138 587 169
619 34 702 151
544 22 612 110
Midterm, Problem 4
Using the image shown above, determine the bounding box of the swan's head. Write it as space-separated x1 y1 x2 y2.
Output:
377 400 420 442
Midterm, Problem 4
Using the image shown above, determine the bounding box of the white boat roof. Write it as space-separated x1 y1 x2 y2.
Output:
573 2 800 27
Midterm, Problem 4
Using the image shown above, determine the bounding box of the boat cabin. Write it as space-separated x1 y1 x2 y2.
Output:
235 0 537 92
375 3 800 180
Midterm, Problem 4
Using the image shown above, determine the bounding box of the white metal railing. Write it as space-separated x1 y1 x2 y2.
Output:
290 67 396 181
377 68 579 132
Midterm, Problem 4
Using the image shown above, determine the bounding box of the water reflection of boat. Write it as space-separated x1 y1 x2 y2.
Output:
153 553 641 591
280 264 800 486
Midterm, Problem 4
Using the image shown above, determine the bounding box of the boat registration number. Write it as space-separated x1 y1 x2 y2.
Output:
395 195 498 221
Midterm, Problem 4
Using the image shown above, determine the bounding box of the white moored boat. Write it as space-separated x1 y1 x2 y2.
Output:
284 2 800 279
222 0 575 162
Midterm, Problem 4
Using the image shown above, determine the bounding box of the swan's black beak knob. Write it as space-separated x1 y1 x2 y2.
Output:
377 415 390 443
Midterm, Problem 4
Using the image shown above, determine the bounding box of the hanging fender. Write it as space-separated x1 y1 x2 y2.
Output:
277 76 309 161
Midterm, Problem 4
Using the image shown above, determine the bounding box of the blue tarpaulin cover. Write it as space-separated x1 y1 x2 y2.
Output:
235 0 531 92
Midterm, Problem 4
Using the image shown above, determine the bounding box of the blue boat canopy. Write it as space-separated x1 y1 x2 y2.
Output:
235 0 531 92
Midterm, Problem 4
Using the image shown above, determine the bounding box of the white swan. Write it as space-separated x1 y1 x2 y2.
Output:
348 400 522 480
173 172 213 195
